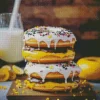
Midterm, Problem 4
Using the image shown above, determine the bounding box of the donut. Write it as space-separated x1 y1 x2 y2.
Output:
23 26 76 63
22 48 75 63
24 80 78 92
77 57 100 80
24 80 91 92
32 82 78 92
24 61 81 83
23 26 76 48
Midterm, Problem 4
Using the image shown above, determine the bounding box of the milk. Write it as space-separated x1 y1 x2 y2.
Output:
0 28 24 63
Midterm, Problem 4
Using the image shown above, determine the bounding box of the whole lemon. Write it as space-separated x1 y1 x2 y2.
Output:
77 57 100 80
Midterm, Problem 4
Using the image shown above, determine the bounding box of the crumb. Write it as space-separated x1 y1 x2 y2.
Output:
46 97 50 100
73 94 76 97
22 90 25 94
0 85 7 90
15 79 21 84
12 88 19 94
88 88 91 91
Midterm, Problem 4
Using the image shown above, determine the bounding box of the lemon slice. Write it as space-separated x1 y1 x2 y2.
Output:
12 65 24 75
1 65 11 71
0 68 9 82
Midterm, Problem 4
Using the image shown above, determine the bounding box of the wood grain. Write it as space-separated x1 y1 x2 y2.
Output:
7 80 96 100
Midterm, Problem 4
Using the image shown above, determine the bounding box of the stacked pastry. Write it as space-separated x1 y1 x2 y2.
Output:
22 26 81 92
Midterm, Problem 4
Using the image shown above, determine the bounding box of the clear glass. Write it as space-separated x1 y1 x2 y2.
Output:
0 13 24 63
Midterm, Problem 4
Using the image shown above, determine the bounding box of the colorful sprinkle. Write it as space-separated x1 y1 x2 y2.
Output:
73 94 76 97
48 35 52 38
49 65 54 69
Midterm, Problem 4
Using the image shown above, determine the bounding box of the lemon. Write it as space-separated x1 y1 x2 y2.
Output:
77 57 100 80
12 65 24 75
1 65 11 71
0 68 9 82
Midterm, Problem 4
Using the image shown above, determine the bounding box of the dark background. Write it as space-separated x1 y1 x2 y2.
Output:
0 0 100 64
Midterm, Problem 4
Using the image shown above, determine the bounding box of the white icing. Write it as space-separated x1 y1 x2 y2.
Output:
24 26 76 48
24 62 81 83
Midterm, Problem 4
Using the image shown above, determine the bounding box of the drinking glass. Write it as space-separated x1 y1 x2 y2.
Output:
0 13 24 63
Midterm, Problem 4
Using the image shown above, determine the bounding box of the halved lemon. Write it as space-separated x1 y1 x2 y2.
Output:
12 65 24 75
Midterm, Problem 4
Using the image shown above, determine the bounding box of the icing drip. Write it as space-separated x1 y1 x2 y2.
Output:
59 67 72 83
24 26 76 48
24 62 81 83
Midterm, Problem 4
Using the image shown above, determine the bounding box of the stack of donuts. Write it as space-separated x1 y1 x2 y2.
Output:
22 26 81 92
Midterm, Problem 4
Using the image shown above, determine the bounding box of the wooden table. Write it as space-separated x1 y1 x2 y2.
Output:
7 80 96 100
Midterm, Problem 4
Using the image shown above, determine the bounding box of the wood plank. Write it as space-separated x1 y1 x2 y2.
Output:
7 81 96 100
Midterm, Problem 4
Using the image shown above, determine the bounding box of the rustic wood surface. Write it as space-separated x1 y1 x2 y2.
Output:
7 80 96 100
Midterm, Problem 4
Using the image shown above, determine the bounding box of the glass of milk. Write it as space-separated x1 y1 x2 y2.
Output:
0 13 24 63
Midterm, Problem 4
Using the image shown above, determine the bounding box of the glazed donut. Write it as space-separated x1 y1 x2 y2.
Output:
23 26 76 63
77 57 100 80
24 26 76 48
24 61 81 83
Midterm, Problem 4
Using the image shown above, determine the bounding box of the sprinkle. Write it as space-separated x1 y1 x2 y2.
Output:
0 86 7 90
12 88 19 94
73 94 76 97
15 79 21 84
35 26 39 28
84 80 87 82
57 34 60 37
48 35 52 38
88 88 91 91
65 67 67 70
16 83 22 88
14 91 19 94
24 69 28 74
82 82 84 84
26 84 33 89
82 80 87 84
40 70 43 72
29 62 32 67
46 66 49 68
22 90 25 94
67 34 70 37
3 86 7 90
49 65 54 69
80 91 83 94
12 88 16 92
46 97 50 100
24 80 30 84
